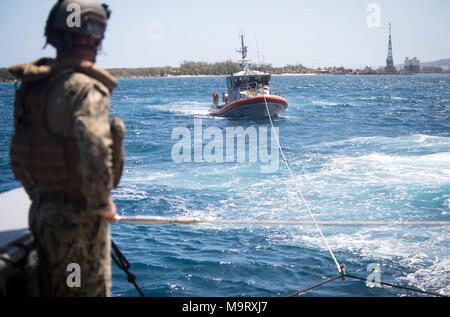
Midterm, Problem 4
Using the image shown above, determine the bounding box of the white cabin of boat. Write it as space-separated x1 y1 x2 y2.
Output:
223 69 273 104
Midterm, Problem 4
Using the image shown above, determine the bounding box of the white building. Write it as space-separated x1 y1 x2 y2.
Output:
404 57 420 73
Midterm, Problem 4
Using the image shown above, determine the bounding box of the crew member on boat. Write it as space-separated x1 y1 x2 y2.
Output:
213 91 219 105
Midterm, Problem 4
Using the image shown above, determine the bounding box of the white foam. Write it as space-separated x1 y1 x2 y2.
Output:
312 100 339 106
402 258 450 296
112 187 148 200
316 152 450 186
145 101 211 116
322 134 450 150
124 171 177 184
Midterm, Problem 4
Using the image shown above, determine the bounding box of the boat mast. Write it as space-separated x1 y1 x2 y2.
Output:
237 34 249 71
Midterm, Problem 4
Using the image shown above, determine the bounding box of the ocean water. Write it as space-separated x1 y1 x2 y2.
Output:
0 74 449 297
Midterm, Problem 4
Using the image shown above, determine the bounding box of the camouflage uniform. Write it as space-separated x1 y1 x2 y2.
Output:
29 196 112 297
9 58 120 297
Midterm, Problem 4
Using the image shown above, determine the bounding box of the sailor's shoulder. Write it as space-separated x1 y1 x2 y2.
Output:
62 72 110 97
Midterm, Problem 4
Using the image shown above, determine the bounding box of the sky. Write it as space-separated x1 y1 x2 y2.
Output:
0 0 449 69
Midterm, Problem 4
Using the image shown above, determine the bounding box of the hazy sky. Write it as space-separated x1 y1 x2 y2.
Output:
0 0 449 69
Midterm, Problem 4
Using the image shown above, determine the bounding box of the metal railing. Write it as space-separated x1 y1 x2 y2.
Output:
236 82 281 99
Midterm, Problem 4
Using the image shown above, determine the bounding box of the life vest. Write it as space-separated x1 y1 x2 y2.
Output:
9 58 124 201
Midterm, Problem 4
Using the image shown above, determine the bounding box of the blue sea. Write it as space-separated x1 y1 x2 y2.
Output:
0 74 449 297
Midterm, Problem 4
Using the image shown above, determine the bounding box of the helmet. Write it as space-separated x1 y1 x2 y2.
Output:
45 0 111 50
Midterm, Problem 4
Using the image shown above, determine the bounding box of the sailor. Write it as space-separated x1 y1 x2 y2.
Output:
8 0 125 296
213 91 219 105
222 92 228 105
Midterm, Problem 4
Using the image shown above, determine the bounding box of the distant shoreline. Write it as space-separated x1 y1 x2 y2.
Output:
115 73 322 79
2 72 450 83
0 62 450 83
2 58 449 82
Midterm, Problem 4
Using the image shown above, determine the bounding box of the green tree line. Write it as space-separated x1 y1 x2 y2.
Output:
3 61 446 82
0 68 16 82
107 61 315 78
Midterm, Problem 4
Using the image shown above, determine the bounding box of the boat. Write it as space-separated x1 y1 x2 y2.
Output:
0 188 38 297
208 35 288 118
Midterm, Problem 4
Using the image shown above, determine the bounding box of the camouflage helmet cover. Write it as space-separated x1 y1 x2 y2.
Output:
45 0 111 49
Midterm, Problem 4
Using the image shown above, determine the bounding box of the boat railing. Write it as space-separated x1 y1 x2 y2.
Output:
237 82 281 98
269 83 282 97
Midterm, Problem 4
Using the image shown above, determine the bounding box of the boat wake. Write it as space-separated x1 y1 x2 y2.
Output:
145 101 211 117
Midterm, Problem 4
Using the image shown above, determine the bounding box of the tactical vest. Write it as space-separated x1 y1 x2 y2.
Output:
9 58 125 201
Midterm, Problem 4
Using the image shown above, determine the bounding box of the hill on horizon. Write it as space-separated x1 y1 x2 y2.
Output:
420 58 450 67
398 58 450 67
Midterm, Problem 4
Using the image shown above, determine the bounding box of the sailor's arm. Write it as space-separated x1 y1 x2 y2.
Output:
73 84 115 217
